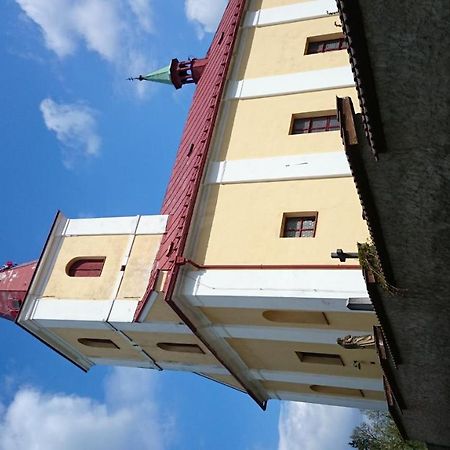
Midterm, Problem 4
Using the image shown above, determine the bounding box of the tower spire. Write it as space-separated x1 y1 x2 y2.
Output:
129 57 208 89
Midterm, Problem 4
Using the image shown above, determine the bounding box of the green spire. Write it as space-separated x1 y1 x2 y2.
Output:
139 64 172 85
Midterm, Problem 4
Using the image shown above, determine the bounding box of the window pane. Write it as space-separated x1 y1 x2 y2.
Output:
301 229 315 237
302 219 316 229
328 117 340 130
324 40 340 51
292 118 310 134
307 42 322 54
311 117 327 130
340 39 348 49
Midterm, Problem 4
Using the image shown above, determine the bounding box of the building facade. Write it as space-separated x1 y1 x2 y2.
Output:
1 0 385 411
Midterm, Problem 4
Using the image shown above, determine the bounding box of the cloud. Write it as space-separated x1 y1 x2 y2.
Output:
184 0 227 38
278 402 362 450
15 0 156 95
127 0 154 33
40 98 101 168
0 368 173 450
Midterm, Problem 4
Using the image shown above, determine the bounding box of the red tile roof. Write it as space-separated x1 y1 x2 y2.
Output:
136 0 246 319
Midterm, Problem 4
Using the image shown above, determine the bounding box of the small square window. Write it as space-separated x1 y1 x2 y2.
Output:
281 213 318 238
290 114 339 135
306 36 347 54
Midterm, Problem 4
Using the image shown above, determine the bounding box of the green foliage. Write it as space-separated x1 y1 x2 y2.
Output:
349 411 426 450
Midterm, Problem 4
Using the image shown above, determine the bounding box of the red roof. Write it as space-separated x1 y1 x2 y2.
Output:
136 0 246 319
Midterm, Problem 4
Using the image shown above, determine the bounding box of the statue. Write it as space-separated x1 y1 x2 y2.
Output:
337 334 376 349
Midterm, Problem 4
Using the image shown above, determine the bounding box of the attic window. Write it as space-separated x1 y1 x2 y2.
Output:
66 258 105 277
157 342 205 354
78 338 119 349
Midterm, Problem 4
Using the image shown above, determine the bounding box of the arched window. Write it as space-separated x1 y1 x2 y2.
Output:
263 310 328 325
157 342 204 354
310 385 363 397
78 338 119 349
66 258 105 277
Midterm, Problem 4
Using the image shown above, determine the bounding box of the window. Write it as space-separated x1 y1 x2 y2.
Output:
157 342 205 354
78 338 119 349
306 37 347 54
282 213 317 238
263 310 328 325
66 258 105 277
296 351 344 366
291 115 339 134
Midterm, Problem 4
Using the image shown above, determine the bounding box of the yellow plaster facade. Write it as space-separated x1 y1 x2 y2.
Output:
43 234 162 301
192 178 367 265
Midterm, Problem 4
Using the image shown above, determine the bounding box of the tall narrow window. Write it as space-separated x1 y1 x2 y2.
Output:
66 258 105 277
282 213 317 238
306 37 347 54
291 115 339 134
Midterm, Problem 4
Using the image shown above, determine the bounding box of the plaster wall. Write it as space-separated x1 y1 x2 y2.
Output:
227 337 381 377
217 88 358 161
42 234 162 300
192 178 367 265
200 307 378 332
238 16 348 79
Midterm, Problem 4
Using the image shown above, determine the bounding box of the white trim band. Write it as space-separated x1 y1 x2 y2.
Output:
270 391 387 410
251 369 383 391
64 215 168 236
180 268 369 312
226 66 354 99
206 152 350 184
244 0 338 28
215 325 369 345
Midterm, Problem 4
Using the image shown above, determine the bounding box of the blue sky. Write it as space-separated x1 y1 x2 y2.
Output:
0 1 362 448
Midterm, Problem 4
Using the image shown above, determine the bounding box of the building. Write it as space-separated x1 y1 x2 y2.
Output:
334 1 449 447
0 0 386 412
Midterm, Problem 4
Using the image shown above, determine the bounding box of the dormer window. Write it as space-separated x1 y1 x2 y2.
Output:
66 258 105 277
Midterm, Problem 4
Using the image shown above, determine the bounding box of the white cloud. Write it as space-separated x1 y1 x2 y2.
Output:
15 0 156 96
184 0 227 38
40 98 101 168
127 0 154 33
0 368 173 450
278 402 362 450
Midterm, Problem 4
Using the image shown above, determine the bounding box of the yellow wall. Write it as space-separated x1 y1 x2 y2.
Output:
200 308 378 332
227 338 381 378
218 88 358 161
43 234 162 300
192 178 367 265
263 380 386 401
237 17 348 79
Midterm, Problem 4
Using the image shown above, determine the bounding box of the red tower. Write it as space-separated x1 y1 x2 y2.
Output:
0 261 36 321
130 57 208 90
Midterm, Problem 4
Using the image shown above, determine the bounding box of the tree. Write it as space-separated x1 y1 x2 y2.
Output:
349 410 426 450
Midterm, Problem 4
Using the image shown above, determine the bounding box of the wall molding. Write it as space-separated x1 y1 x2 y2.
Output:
206 151 350 184
226 66 354 99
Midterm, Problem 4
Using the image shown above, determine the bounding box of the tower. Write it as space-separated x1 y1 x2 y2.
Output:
2 0 386 411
